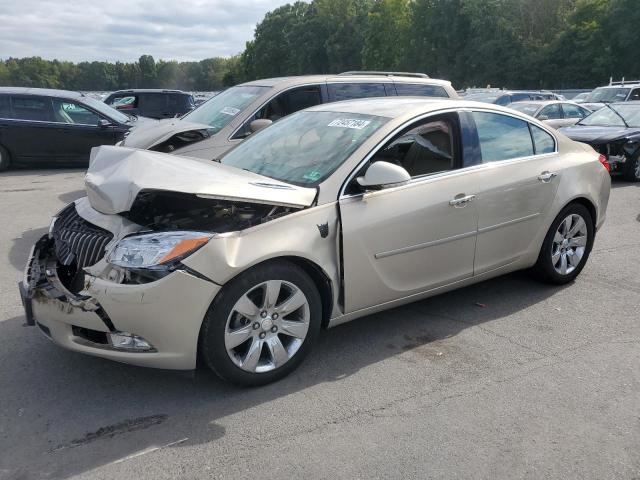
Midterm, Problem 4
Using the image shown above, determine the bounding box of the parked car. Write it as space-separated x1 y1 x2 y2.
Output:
579 80 640 111
20 98 611 385
560 102 640 181
120 72 459 160
104 89 195 120
465 90 561 106
0 87 135 171
509 100 592 128
572 92 591 104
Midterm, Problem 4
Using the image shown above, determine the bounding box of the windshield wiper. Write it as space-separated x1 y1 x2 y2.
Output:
605 104 629 127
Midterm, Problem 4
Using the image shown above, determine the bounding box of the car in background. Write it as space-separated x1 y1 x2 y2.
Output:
560 102 640 182
465 90 561 106
0 87 134 171
21 98 610 385
509 100 592 128
572 92 591 104
120 72 459 160
580 81 640 111
104 89 195 119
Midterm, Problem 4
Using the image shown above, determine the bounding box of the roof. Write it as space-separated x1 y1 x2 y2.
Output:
306 97 513 119
240 74 452 88
107 89 189 95
0 87 83 99
510 100 580 107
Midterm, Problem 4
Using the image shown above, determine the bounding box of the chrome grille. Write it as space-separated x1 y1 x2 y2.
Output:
51 204 113 269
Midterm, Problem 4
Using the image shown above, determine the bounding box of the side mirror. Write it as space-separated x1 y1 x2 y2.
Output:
537 114 549 121
356 161 410 189
98 119 112 129
249 119 272 134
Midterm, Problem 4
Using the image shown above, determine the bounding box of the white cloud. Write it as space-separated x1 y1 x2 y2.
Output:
0 0 291 62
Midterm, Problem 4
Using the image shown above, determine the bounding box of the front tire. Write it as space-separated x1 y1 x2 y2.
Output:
533 203 595 284
199 260 322 386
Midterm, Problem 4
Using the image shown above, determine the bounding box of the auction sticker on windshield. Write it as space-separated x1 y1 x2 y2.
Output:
221 106 241 116
328 119 371 129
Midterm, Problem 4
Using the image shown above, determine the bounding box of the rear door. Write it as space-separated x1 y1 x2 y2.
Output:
468 111 560 274
4 95 59 163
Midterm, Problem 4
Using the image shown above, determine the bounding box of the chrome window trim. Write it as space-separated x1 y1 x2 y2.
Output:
338 106 558 200
0 117 104 127
227 82 325 141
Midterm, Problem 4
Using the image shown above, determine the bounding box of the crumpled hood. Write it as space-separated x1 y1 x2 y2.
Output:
122 118 211 149
85 146 317 214
559 125 639 145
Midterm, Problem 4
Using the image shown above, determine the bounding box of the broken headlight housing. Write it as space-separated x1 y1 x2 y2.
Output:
107 231 213 270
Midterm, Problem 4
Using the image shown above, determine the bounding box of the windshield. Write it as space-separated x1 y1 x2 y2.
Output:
181 85 269 133
578 104 640 127
84 97 130 123
220 110 388 186
586 87 630 103
509 103 539 116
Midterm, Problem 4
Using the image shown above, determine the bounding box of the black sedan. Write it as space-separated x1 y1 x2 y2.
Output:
0 87 134 171
560 102 640 182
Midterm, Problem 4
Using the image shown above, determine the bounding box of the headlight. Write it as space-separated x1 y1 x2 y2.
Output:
107 231 213 269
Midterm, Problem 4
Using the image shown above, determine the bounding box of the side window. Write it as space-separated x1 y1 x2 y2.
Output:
394 83 449 98
561 103 585 119
472 112 534 162
629 88 640 101
538 104 563 120
51 99 100 125
232 86 322 139
578 106 592 118
510 93 530 103
495 95 511 106
11 96 54 122
327 83 386 101
530 124 555 154
370 114 458 178
0 95 11 118
140 94 166 111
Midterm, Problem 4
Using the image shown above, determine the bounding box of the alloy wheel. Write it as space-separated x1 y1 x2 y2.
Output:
551 213 588 275
224 280 310 373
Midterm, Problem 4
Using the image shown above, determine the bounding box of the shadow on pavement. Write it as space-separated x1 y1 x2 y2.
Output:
0 270 568 479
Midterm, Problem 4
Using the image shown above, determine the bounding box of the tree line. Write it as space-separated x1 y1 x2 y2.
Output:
1 0 638 92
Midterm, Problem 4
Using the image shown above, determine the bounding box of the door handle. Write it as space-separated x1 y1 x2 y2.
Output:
449 194 476 207
538 171 557 183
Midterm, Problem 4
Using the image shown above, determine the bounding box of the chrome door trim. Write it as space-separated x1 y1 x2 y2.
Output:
477 212 541 234
374 230 477 259
338 106 559 200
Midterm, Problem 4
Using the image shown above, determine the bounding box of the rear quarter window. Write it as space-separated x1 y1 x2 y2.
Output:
530 124 555 154
394 83 449 98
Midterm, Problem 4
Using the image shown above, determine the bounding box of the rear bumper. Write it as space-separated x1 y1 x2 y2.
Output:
21 239 221 370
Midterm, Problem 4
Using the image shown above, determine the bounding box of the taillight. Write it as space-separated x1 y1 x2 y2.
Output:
598 154 611 172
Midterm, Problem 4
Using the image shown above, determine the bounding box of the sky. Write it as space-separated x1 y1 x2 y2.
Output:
0 0 292 62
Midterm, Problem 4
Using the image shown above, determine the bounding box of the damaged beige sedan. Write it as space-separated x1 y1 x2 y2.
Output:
20 98 611 385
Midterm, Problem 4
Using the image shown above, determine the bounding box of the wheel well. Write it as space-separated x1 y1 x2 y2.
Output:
280 256 334 329
568 197 597 225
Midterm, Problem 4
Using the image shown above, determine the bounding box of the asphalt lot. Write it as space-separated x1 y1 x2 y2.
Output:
0 168 638 480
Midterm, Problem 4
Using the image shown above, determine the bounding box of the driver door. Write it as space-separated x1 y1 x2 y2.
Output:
339 112 479 313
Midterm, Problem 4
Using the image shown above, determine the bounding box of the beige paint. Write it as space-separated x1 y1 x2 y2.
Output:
26 99 611 370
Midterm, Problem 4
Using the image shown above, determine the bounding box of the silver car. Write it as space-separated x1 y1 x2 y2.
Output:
509 100 592 128
20 98 611 385
120 72 458 160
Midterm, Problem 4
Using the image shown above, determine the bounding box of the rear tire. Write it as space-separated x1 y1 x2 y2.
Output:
199 260 322 386
532 203 594 284
0 145 10 172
